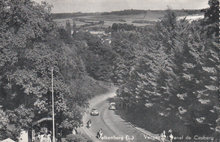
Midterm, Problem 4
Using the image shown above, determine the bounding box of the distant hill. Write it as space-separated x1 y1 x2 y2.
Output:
52 12 94 19
101 9 202 16
52 9 203 19
102 9 148 15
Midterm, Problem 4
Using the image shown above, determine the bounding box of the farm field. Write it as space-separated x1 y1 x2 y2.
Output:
53 10 203 28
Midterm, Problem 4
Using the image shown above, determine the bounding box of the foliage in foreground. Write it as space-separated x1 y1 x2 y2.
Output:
0 0 108 140
112 0 219 137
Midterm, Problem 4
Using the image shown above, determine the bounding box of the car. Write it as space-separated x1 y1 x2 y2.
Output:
109 102 116 110
109 105 116 110
90 108 99 116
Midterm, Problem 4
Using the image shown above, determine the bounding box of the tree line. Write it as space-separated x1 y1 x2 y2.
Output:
110 0 219 137
0 0 219 140
0 0 107 141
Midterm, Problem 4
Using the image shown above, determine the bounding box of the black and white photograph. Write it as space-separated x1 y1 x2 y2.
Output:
0 0 219 142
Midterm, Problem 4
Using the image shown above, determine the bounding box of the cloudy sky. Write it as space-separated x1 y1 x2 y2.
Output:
33 0 208 13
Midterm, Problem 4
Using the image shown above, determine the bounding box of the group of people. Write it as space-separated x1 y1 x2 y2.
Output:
87 119 103 139
86 119 103 139
33 129 52 142
39 132 51 142
160 129 174 142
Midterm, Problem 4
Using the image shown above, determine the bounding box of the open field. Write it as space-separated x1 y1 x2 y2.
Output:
53 10 203 28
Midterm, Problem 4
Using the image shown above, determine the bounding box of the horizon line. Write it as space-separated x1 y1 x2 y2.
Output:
51 8 206 14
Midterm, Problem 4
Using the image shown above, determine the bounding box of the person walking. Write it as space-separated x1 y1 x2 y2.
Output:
87 119 92 128
57 132 62 142
35 133 41 142
97 128 103 139
72 127 78 135
160 130 166 142
168 129 174 142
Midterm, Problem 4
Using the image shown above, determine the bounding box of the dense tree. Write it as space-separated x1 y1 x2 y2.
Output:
113 6 219 137
204 0 219 24
112 23 136 32
65 20 72 36
0 0 96 139
0 0 218 140
72 31 117 82
203 0 219 36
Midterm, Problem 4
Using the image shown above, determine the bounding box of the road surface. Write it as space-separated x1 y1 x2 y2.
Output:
79 87 160 142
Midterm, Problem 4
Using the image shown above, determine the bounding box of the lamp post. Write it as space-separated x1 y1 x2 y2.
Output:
51 67 55 142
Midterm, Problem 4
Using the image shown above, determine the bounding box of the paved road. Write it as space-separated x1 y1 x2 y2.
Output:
79 87 160 142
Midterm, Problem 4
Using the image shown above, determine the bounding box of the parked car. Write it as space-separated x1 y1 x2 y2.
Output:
109 102 116 110
90 108 99 116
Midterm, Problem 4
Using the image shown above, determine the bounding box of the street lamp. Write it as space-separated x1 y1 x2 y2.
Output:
51 67 55 142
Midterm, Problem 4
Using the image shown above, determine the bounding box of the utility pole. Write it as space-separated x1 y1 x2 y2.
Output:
51 67 55 142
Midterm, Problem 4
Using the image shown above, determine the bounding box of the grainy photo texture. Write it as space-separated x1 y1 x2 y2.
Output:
0 0 219 142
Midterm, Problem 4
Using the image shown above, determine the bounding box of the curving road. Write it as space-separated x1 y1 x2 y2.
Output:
79 87 160 142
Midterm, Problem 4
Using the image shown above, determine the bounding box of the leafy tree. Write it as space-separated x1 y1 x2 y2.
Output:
0 0 92 139
204 0 219 24
203 0 219 36
114 8 219 136
65 20 72 36
72 31 116 82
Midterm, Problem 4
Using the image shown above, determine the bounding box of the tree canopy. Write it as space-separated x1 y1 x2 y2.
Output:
0 0 104 139
112 4 219 137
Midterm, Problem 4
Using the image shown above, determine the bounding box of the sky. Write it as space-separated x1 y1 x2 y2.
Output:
33 0 209 13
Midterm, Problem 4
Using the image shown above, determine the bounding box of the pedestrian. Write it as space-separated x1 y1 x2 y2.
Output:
168 129 174 142
160 130 166 142
35 133 41 142
40 131 51 142
48 131 52 141
57 132 62 142
97 128 103 139
72 127 77 135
